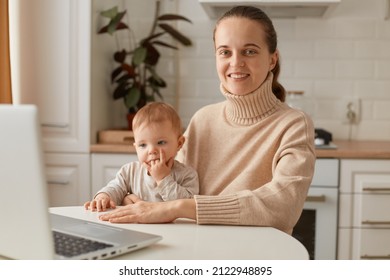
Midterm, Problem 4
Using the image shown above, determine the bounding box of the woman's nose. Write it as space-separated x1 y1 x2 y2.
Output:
230 53 244 67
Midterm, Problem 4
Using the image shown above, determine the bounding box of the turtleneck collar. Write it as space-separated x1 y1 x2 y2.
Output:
220 72 281 126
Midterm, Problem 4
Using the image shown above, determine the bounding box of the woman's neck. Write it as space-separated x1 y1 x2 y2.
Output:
221 73 281 125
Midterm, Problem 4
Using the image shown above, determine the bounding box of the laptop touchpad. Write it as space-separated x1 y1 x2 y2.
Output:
67 222 122 238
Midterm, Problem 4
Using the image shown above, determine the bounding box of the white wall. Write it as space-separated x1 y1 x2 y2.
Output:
92 0 390 141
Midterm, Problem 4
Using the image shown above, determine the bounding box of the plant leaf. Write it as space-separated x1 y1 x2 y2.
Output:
111 66 123 82
124 87 141 109
100 7 118 19
148 76 166 88
158 23 192 46
146 66 165 86
107 11 128 35
114 49 127 63
98 22 128 34
142 32 165 44
121 63 135 76
151 40 178 50
132 47 147 66
113 81 129 99
115 73 133 84
158 14 192 24
143 44 160 66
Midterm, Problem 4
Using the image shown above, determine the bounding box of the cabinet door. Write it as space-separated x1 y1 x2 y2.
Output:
338 159 390 259
10 0 91 153
91 154 138 195
45 153 90 207
338 228 390 260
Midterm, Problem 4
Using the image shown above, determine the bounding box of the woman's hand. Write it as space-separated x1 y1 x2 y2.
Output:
98 198 197 224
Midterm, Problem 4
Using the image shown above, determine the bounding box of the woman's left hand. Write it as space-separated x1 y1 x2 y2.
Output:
98 198 177 224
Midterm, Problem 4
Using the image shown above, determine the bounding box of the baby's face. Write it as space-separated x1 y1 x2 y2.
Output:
133 120 183 165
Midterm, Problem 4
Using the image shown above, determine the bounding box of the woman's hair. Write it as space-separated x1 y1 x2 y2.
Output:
132 102 183 136
213 6 286 102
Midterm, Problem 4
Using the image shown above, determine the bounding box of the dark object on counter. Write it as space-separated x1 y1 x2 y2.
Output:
315 128 332 145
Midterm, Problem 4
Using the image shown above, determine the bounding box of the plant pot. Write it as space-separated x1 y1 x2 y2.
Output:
126 112 136 131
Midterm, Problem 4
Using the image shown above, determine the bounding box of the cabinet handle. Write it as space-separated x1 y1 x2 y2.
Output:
42 123 69 128
47 180 70 185
362 187 390 192
361 254 390 260
362 220 390 225
305 195 326 202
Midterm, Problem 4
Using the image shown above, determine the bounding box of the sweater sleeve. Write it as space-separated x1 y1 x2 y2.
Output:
156 161 199 201
194 112 316 234
95 163 132 205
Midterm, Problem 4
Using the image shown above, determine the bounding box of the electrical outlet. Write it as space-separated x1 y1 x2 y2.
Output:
341 98 361 124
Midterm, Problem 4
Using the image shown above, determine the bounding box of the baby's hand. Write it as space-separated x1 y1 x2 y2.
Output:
122 194 142 205
84 193 116 212
144 149 174 184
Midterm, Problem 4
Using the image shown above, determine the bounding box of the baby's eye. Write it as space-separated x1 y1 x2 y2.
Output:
138 143 147 148
157 140 167 145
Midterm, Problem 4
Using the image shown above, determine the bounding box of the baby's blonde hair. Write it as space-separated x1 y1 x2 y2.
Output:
132 102 183 136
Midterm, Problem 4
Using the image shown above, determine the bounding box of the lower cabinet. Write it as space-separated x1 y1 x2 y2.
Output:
338 159 390 259
91 153 137 196
45 153 90 207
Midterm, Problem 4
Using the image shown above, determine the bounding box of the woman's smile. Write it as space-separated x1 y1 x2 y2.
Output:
228 72 249 79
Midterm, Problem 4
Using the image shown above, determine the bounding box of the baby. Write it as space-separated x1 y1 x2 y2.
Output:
84 102 199 212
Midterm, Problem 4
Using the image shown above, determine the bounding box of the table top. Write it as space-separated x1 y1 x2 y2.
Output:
50 206 309 260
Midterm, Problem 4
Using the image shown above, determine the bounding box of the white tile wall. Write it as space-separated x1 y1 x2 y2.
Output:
92 0 390 141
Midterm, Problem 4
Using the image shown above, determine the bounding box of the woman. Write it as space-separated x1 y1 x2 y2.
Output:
99 6 315 234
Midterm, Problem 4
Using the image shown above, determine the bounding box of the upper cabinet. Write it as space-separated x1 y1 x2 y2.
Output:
198 0 341 18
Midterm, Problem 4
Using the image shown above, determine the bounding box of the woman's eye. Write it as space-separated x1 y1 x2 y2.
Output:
243 49 257 56
218 49 231 56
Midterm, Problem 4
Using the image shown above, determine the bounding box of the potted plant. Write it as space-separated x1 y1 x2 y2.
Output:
98 1 193 129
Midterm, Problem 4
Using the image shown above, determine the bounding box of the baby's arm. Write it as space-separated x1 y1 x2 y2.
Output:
157 164 199 201
84 192 116 212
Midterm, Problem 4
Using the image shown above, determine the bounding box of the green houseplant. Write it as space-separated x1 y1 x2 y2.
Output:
98 1 193 129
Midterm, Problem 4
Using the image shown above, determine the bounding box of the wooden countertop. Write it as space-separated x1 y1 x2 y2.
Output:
91 140 390 159
315 140 390 159
90 143 136 154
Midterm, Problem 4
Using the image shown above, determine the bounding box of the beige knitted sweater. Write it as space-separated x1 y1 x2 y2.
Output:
177 74 316 234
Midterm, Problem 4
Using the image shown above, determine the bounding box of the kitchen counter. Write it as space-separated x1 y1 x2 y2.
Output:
91 140 390 159
315 140 390 159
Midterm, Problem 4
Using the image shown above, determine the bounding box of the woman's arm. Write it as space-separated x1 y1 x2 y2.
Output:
98 198 196 223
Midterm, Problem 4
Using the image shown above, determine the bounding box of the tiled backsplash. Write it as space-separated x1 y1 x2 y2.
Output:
92 0 390 141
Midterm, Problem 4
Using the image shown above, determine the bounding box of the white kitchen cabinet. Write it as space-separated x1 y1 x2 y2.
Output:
338 159 390 260
10 0 91 206
10 0 91 153
91 153 138 196
45 153 90 207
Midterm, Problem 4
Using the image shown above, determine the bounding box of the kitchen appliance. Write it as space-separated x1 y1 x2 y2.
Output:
315 128 332 146
292 158 339 259
198 0 341 19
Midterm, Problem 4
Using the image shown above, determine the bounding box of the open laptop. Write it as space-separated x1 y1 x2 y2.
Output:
0 104 162 259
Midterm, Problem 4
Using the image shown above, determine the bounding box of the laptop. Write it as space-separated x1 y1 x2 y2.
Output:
0 104 162 260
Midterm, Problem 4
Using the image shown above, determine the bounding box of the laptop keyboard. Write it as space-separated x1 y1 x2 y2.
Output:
53 231 113 258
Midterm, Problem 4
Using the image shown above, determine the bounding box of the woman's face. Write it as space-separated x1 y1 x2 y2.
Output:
214 17 278 96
